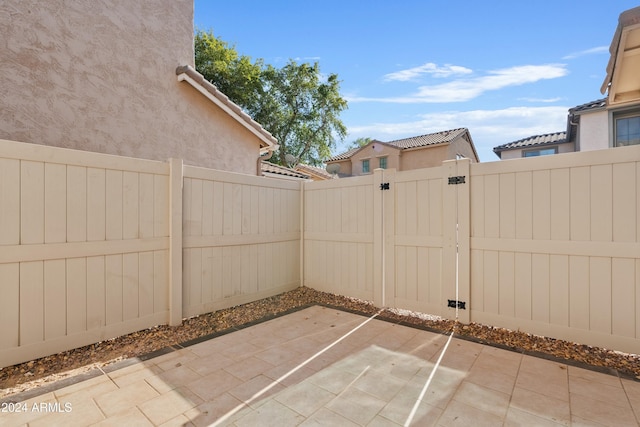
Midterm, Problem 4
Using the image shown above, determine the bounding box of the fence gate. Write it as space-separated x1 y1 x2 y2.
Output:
303 159 471 323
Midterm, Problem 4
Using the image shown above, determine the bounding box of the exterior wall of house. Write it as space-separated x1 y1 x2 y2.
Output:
499 142 576 160
349 144 401 176
331 159 353 177
0 0 263 175
399 144 449 170
577 110 610 151
448 136 479 162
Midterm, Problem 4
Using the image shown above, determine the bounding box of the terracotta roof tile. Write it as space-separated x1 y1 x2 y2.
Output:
295 164 335 179
569 98 607 114
328 147 360 161
389 128 467 149
493 131 567 152
328 128 468 161
261 161 309 179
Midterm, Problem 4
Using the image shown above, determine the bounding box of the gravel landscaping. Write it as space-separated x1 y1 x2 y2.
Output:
1 286 639 399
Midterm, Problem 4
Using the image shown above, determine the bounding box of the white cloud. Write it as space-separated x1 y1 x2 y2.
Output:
518 97 563 103
349 64 569 103
562 46 608 60
345 106 569 162
294 56 322 61
383 63 472 81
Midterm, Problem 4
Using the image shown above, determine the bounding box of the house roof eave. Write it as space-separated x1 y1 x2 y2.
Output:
601 6 640 96
176 65 278 150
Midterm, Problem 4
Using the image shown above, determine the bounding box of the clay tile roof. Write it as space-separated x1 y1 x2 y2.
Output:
328 128 468 162
569 98 607 114
176 65 278 149
493 131 567 153
261 161 309 179
388 128 468 149
295 164 336 179
327 147 360 162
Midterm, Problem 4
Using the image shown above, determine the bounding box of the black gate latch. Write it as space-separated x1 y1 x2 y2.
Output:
448 176 466 185
380 183 390 190
447 299 466 309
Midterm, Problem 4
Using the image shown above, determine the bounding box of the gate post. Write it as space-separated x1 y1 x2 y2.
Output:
442 159 470 324
373 168 395 308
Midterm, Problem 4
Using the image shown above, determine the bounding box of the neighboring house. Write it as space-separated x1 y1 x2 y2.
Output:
326 128 479 177
261 162 310 180
0 1 276 175
294 164 336 181
493 131 575 160
494 6 640 159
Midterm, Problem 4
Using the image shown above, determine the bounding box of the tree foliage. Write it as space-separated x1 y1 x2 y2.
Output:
347 137 372 150
194 30 348 166
194 30 263 111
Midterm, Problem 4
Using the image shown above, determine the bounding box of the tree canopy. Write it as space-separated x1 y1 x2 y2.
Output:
194 30 348 166
194 31 263 112
347 137 372 150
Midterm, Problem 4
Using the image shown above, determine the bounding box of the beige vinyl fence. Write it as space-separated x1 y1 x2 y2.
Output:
303 146 640 355
0 139 301 368
182 166 300 318
3 137 640 368
469 147 640 354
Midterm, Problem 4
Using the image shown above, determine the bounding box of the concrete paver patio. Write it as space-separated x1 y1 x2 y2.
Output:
1 305 639 426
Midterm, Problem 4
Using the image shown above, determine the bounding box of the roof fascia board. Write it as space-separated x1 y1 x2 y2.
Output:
461 130 480 162
602 8 640 94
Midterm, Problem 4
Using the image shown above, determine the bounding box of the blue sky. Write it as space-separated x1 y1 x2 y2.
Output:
194 1 639 162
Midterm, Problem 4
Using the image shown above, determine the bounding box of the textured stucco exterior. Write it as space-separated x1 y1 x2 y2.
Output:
576 110 610 151
400 145 449 170
328 130 478 177
498 142 576 160
1 1 265 175
349 144 401 175
448 136 478 161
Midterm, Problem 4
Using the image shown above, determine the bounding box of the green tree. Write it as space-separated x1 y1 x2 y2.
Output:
194 30 263 111
347 137 372 150
254 61 348 166
194 30 348 166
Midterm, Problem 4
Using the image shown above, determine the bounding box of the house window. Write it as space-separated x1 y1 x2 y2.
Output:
523 147 557 157
362 159 370 173
379 157 387 169
614 113 640 147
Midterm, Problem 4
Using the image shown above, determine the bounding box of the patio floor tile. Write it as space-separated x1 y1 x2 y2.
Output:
509 386 570 425
93 380 160 417
274 381 336 417
2 305 639 427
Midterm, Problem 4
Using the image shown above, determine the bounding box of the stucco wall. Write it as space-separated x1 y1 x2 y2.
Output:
448 136 478 162
349 144 401 176
577 110 610 152
0 0 262 175
399 144 449 170
499 142 576 160
330 159 352 177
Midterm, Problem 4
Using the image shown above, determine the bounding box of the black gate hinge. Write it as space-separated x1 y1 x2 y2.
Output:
447 299 466 309
380 183 390 190
448 176 466 185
